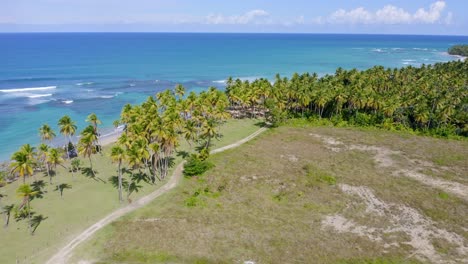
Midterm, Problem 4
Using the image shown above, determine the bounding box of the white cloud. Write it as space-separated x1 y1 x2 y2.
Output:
414 1 445 23
320 1 449 25
205 9 270 25
330 8 373 24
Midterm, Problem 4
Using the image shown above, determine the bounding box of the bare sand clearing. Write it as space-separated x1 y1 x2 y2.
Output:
310 133 468 201
323 184 468 264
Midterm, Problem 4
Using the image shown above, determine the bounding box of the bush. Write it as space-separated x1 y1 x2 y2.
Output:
183 155 214 177
0 172 5 187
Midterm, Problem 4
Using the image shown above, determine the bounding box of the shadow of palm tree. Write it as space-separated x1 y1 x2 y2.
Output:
30 180 47 200
30 214 48 235
176 150 190 159
81 167 106 183
54 183 72 197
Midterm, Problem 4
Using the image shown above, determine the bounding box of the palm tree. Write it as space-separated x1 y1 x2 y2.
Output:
110 146 126 202
38 143 50 180
39 124 56 143
58 115 77 159
86 113 102 149
10 147 35 183
16 184 38 235
47 148 64 184
78 126 98 176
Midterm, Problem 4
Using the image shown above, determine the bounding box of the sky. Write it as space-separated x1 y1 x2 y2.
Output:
0 0 467 35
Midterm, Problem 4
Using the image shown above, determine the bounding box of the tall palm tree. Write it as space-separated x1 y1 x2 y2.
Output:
38 144 50 180
16 184 38 235
39 124 56 143
110 146 126 202
78 126 98 176
86 113 102 149
47 148 64 184
58 115 77 159
86 113 101 134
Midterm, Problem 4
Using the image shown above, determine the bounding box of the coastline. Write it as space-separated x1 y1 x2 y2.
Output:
98 130 122 146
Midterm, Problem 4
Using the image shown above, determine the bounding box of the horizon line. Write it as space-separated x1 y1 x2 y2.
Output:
0 31 467 37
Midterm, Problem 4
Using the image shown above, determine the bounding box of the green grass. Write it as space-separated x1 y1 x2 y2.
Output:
71 125 468 263
0 118 261 264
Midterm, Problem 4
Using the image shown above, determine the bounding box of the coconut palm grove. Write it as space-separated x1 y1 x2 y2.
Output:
1 58 466 238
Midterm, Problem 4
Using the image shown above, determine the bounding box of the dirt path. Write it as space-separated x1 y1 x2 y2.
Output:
46 127 267 264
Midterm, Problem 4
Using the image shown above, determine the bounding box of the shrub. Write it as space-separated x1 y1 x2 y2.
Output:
183 155 214 177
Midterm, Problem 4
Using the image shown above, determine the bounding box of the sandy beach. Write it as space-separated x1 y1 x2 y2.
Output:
99 131 122 146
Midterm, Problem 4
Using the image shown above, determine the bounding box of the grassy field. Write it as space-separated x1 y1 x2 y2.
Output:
0 118 262 264
72 125 467 264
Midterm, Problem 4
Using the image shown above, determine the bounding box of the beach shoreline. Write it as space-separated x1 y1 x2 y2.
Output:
98 130 122 146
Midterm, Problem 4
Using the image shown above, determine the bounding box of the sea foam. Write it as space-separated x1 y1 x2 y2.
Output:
0 86 57 93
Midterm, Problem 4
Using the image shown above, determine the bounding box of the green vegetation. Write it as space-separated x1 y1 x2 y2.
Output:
448 45 468 57
1 58 467 263
226 60 468 137
0 118 259 263
74 126 467 263
183 155 214 177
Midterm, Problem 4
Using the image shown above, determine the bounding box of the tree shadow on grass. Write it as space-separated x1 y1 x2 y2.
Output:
81 167 106 183
255 121 268 128
30 180 47 200
30 214 47 235
54 183 72 198
176 150 190 159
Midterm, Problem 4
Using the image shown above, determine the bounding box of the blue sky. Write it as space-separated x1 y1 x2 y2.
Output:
1 0 467 35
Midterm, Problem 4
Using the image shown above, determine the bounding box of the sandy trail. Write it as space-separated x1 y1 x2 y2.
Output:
46 127 267 264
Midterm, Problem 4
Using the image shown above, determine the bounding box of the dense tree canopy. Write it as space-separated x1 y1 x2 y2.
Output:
226 60 468 137
448 45 468 57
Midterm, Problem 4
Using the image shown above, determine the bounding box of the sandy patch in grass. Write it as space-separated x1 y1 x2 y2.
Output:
323 184 468 263
310 133 468 201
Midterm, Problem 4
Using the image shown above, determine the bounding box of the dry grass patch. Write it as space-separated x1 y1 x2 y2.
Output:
73 126 467 264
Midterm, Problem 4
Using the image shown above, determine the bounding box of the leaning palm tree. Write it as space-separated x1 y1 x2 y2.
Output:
110 146 126 202
10 148 35 183
39 124 56 143
16 184 38 235
58 115 77 159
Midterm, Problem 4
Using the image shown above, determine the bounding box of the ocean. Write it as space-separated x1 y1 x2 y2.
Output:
0 33 467 161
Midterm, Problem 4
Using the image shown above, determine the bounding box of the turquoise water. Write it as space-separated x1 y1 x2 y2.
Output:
0 33 467 160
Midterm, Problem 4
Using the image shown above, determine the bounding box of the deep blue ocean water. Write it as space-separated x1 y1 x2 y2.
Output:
0 33 467 160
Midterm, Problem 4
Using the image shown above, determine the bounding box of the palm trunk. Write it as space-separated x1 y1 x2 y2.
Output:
46 163 51 184
65 136 71 160
118 161 123 203
4 212 10 227
89 156 95 177
27 199 32 235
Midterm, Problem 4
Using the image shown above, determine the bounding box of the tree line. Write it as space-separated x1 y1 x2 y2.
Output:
226 59 467 137
448 45 468 57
